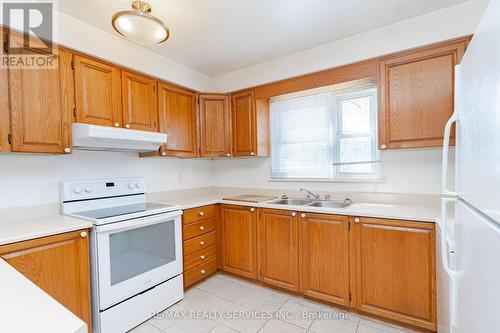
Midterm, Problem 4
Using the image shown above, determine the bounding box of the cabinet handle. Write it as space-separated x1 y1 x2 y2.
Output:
201 269 206 274
161 152 166 156
301 213 306 218
199 226 205 230
354 218 360 223
200 241 205 246
114 122 120 127
80 231 87 238
200 255 205 260
125 124 130 129
250 208 255 212
250 152 255 156
291 212 296 217
64 147 71 154
226 153 231 157
199 211 205 216
380 144 387 150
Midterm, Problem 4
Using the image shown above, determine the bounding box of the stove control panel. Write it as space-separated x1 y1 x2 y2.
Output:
61 178 146 202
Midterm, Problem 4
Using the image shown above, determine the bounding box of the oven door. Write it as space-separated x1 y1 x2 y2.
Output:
95 210 183 309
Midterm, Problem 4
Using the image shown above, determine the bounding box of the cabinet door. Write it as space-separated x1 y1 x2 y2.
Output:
379 41 466 149
158 83 198 157
231 90 256 156
199 94 231 157
74 55 122 127
121 70 158 132
220 205 258 279
7 36 73 154
352 217 436 331
0 230 91 332
258 209 299 291
300 213 350 306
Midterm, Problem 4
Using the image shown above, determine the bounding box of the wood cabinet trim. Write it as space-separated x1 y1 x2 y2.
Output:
198 94 231 157
73 55 123 127
0 229 92 332
352 216 436 331
257 208 299 291
121 70 158 132
158 82 199 157
378 41 467 149
7 36 74 154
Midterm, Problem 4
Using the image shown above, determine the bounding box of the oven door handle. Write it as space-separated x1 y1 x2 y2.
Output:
95 210 182 233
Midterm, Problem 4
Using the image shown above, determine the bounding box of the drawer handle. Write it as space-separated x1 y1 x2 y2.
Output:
200 255 205 260
354 218 360 223
250 208 255 212
291 212 296 217
301 213 306 218
80 231 87 238
199 211 205 216
201 269 206 274
200 241 205 246
199 226 205 230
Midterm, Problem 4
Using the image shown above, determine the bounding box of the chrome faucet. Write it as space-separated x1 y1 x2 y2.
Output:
300 188 319 200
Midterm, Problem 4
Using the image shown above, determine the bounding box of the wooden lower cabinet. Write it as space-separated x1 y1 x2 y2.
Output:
258 208 299 291
352 217 436 331
0 230 92 332
220 205 258 279
300 213 351 307
182 205 218 289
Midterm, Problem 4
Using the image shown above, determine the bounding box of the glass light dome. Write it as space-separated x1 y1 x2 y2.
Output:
112 1 170 45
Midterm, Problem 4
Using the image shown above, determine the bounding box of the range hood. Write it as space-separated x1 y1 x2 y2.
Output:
72 123 167 152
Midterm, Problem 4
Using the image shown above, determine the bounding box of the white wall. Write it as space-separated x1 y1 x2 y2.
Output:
211 0 488 92
212 149 454 195
0 151 213 209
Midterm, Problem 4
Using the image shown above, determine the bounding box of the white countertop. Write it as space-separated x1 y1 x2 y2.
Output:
153 193 441 223
0 259 87 333
0 204 92 246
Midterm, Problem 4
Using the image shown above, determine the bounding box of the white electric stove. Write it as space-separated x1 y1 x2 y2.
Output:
61 178 184 333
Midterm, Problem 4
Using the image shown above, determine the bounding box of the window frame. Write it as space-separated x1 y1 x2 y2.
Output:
270 79 380 182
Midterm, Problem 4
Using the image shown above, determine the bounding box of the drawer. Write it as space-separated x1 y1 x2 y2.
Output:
183 218 216 240
183 231 216 256
183 245 216 271
184 258 217 289
183 205 217 224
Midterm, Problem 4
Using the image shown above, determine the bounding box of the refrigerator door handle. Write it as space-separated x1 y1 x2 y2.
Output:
442 64 461 196
442 112 458 196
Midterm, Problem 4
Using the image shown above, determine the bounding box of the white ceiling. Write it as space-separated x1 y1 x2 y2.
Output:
55 0 467 77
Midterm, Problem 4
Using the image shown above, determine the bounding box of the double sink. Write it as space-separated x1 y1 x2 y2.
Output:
268 198 352 209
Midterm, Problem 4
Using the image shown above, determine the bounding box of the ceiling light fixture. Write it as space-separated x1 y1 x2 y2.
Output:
112 1 170 45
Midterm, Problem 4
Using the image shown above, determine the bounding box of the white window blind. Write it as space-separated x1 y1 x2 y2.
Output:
270 79 379 180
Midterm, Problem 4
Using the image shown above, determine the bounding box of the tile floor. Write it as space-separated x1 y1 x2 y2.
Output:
130 274 419 333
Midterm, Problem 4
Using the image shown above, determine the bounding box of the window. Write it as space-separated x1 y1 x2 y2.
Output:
270 79 379 180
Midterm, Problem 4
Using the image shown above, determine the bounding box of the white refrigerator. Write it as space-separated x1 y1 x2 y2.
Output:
440 0 500 332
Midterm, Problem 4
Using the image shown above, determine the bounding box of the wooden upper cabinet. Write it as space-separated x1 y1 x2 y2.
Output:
352 217 436 331
73 55 122 127
121 70 158 132
231 90 255 156
258 208 299 291
220 205 258 279
158 83 198 157
199 94 231 157
378 39 468 149
300 213 350 307
0 230 92 332
7 35 74 154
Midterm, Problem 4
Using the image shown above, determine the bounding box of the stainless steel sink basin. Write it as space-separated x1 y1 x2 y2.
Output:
269 199 313 205
307 201 351 208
